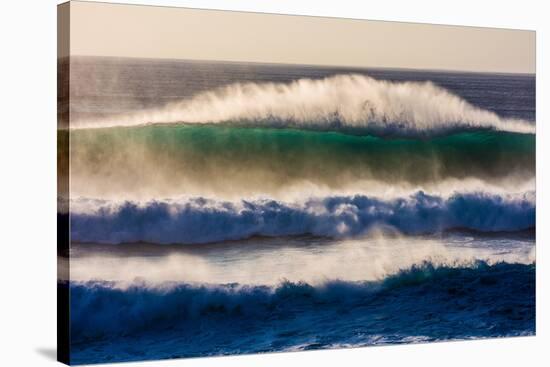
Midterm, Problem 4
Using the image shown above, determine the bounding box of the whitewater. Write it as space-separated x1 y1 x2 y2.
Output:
69 191 535 245
72 74 535 136
63 57 536 364
69 233 535 364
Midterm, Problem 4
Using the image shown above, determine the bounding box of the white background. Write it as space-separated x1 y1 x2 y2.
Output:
0 0 547 365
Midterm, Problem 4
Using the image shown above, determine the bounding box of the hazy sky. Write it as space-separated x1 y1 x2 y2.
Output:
65 1 535 74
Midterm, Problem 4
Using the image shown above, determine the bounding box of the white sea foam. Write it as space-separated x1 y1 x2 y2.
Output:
70 233 535 288
70 191 535 245
69 176 536 203
73 74 535 135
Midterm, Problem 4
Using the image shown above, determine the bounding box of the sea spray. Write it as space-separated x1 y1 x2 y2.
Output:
73 74 535 135
70 191 536 245
66 126 535 200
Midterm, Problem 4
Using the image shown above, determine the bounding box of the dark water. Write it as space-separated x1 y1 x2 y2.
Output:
66 57 536 365
68 232 535 365
70 262 535 364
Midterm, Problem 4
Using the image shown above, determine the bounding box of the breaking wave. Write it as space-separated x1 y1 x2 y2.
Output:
65 126 535 200
73 74 535 136
70 191 535 244
70 261 535 344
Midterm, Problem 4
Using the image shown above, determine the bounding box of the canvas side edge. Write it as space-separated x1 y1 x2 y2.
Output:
57 1 71 365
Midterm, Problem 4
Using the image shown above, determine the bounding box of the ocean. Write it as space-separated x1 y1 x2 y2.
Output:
63 56 535 364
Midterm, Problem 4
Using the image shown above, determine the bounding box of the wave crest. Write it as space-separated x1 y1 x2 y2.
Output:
70 191 535 244
75 74 535 135
69 261 535 342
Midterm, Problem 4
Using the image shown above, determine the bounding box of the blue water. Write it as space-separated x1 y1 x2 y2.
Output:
65 57 535 365
69 192 535 245
69 261 534 364
68 231 535 365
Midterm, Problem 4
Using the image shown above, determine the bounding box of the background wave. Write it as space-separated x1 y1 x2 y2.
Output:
74 74 535 135
70 191 535 244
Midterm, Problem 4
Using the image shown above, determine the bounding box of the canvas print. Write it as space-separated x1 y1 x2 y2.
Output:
57 2 536 365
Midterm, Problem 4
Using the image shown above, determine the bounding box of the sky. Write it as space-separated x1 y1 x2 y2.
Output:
63 1 535 74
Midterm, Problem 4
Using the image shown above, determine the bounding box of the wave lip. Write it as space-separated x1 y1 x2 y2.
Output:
73 74 535 136
70 191 535 245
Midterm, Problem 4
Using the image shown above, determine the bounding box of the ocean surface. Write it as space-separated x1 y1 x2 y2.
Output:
64 56 535 364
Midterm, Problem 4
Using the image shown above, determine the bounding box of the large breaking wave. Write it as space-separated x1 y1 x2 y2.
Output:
73 74 535 136
65 62 537 365
65 126 535 200
70 191 535 244
70 261 535 347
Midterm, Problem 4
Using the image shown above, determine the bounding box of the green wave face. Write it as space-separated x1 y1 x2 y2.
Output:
66 125 535 198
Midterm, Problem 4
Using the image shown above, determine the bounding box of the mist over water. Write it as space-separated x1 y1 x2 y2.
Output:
70 233 535 363
70 233 535 287
69 57 536 123
66 126 535 201
65 57 536 364
73 74 535 135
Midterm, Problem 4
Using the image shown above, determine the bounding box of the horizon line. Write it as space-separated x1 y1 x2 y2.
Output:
67 54 536 77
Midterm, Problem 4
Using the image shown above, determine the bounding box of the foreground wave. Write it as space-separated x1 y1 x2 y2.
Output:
70 191 535 244
66 126 535 199
73 74 535 135
69 261 535 364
